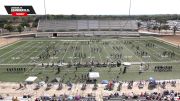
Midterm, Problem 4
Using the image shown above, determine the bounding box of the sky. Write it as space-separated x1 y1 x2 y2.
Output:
0 0 180 15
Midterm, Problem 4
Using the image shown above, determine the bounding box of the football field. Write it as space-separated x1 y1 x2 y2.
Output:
0 37 180 82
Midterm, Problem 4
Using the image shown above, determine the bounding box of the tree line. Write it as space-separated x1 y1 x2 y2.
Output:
1 14 180 33
1 14 180 23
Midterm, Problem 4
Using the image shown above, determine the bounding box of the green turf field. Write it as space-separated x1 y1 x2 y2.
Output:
0 37 180 82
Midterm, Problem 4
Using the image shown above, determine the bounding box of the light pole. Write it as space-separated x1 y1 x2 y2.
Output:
129 0 132 16
44 0 47 21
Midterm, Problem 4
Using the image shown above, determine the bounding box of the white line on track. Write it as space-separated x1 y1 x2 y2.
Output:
0 40 20 49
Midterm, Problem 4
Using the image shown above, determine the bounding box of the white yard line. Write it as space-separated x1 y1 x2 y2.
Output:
118 40 143 62
61 41 71 62
108 41 123 62
94 41 103 63
24 41 50 74
16 42 43 63
19 41 53 64
0 42 34 63
25 41 63 75
71 41 78 64
0 41 30 57
135 40 161 62
8 42 39 64
24 41 64 74
88 41 92 62
140 40 153 63
30 42 51 64
48 41 62 63
145 40 180 62
151 39 180 56
101 42 113 62
81 43 83 63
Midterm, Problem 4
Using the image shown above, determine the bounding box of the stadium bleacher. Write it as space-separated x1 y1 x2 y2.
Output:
37 20 138 32
36 20 139 37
